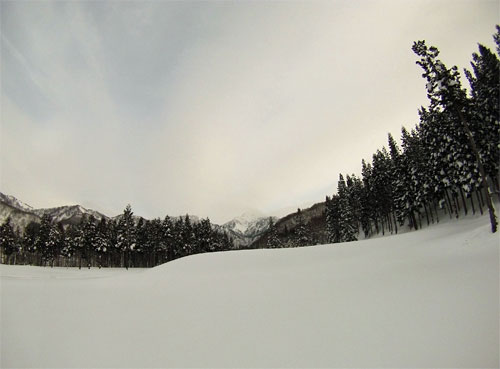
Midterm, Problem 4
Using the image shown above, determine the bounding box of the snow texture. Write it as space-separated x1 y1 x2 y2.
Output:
1 215 498 368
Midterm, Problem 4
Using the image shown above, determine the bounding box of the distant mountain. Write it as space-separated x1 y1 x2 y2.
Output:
221 211 276 248
0 192 224 233
0 192 107 229
0 197 40 232
250 202 327 248
0 192 35 213
33 205 107 225
0 192 276 244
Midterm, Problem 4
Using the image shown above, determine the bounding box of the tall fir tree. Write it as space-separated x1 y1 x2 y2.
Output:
267 217 281 248
116 205 136 269
413 40 497 232
0 217 18 264
337 174 357 242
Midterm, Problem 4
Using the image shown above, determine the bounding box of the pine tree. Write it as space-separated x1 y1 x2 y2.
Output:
116 205 136 269
413 40 497 232
61 225 78 259
35 214 53 265
346 174 364 233
295 208 311 246
360 159 376 236
370 149 396 234
465 41 500 189
172 217 185 259
80 215 97 268
338 174 357 242
197 218 213 253
135 217 147 256
181 215 195 256
162 215 174 262
266 217 281 248
148 218 164 266
95 218 110 267
0 217 18 264
325 195 341 243
23 221 40 259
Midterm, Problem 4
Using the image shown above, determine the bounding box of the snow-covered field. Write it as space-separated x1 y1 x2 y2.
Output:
1 215 498 368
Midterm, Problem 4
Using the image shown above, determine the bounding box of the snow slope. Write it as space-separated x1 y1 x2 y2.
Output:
1 215 498 368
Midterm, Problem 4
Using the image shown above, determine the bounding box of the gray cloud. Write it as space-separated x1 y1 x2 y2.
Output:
1 0 498 223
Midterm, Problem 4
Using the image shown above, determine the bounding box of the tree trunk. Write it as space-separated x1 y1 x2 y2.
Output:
459 188 468 216
458 110 497 232
423 203 430 226
445 190 454 219
452 194 460 219
476 190 484 215
470 192 476 215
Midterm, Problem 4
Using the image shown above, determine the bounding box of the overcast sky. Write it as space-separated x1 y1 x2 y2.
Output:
1 0 498 223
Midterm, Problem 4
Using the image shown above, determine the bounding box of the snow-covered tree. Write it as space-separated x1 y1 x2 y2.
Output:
465 41 500 188
94 218 110 267
162 215 174 262
294 208 311 246
116 205 136 269
338 174 357 242
325 195 341 243
266 217 281 248
196 218 213 253
0 217 18 264
413 40 497 232
181 215 195 256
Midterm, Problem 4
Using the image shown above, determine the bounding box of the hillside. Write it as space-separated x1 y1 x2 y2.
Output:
0 201 40 232
1 214 498 368
251 201 327 247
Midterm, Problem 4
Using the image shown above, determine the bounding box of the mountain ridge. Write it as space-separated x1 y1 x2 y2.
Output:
0 192 274 246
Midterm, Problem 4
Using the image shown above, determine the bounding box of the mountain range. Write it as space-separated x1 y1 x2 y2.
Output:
0 192 274 248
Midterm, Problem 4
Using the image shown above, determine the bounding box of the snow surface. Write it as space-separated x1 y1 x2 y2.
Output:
1 215 498 368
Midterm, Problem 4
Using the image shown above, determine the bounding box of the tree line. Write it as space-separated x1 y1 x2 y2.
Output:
323 27 499 243
0 205 234 267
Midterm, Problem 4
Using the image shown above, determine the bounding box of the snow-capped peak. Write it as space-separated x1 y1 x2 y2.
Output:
0 192 34 213
221 210 276 247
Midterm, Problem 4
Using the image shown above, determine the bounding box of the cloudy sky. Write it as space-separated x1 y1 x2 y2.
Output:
1 0 498 223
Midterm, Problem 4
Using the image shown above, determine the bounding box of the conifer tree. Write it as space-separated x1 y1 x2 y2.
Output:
36 214 53 265
267 217 281 248
338 174 357 242
162 215 174 262
61 225 78 259
80 215 97 268
0 217 18 264
116 205 136 269
23 221 40 257
371 149 397 233
295 208 311 246
181 215 195 256
147 218 164 266
360 159 376 236
325 195 341 243
465 41 500 188
95 218 110 267
197 218 213 253
413 40 497 232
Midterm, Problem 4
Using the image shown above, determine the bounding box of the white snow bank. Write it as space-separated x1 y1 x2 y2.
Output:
1 215 498 368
